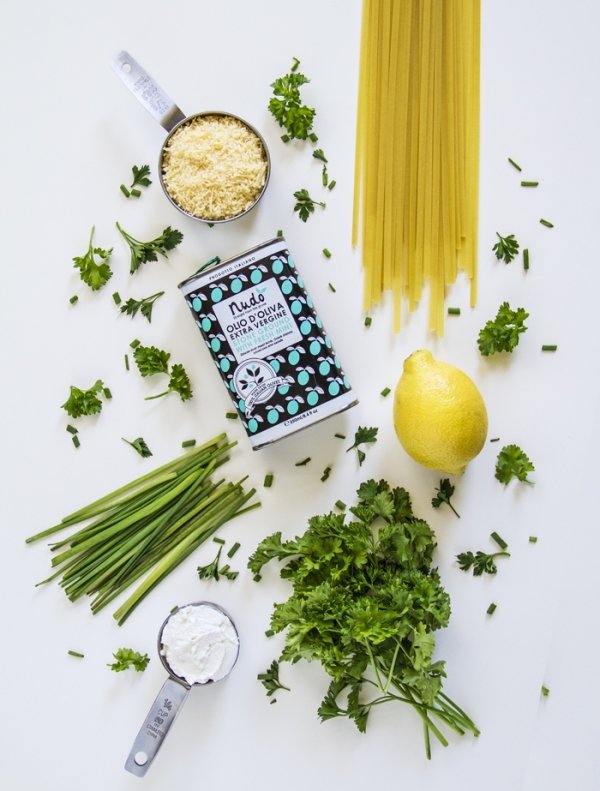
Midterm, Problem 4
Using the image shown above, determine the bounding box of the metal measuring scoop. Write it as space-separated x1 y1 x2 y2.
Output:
111 51 271 223
124 601 239 777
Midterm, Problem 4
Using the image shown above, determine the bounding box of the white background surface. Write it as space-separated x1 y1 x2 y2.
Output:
2 1 599 789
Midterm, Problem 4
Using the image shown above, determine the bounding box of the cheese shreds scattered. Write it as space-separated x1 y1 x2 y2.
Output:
162 115 268 220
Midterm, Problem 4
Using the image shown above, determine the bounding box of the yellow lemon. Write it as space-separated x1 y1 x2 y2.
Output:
393 350 488 475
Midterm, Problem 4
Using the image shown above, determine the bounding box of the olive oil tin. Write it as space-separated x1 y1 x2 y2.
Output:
178 237 357 449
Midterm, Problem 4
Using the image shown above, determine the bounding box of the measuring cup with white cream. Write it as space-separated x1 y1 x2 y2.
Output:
125 602 239 776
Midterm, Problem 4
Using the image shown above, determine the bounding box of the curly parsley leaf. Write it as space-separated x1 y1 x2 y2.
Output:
108 647 150 672
346 426 378 466
492 232 520 264
116 222 183 274
456 549 510 576
431 479 460 518
293 188 326 222
120 291 165 323
72 227 113 291
477 302 529 356
61 379 107 418
122 436 153 458
495 444 535 484
132 344 171 377
269 62 316 141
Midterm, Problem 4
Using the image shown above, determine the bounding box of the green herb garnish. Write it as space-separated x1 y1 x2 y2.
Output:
521 180 539 187
477 302 529 356
61 379 108 419
456 549 510 576
116 223 183 274
293 189 326 222
364 316 372 327
112 291 122 305
269 61 316 141
182 439 196 448
328 282 336 293
523 248 530 271
431 479 460 518
321 465 332 482
486 603 497 616
492 232 520 264
120 291 165 323
447 307 461 315
490 531 508 550
541 344 557 352
108 648 150 672
380 387 391 397
69 295 79 305
323 248 332 258
295 457 312 467
508 157 522 171
540 218 554 228
122 437 153 458
197 543 239 581
120 164 152 198
264 473 274 488
347 426 378 466
313 149 327 163
72 227 113 291
132 344 170 377
529 536 538 543
68 650 85 658
495 444 535 484
258 660 290 698
541 686 550 697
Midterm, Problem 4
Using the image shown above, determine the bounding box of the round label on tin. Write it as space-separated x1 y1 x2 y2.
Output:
232 359 289 416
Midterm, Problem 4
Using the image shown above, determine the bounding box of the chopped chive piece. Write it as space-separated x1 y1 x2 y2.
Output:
540 218 554 228
68 650 85 658
124 354 129 371
529 536 538 543
541 686 550 697
491 531 508 550
130 339 140 349
490 437 500 442
380 387 391 397
112 292 122 305
207 223 215 228
523 248 530 271
308 132 318 143
323 248 332 258
364 316 372 327
72 435 80 449
335 500 346 511
508 157 522 171
213 537 226 545
225 412 238 420
295 457 311 467
263 473 274 488
181 439 196 448
66 424 78 435
322 165 328 186
227 542 241 559
103 388 112 400
334 433 346 440
119 184 131 197
447 307 461 315
521 181 539 187
327 179 336 190
69 295 79 305
276 229 283 238
291 57 300 72
130 188 142 198
541 344 558 352
170 605 178 614
265 629 275 638
321 465 332 482
328 282 336 293
486 603 497 616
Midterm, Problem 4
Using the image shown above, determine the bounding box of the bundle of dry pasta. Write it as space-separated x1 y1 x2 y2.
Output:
352 0 480 335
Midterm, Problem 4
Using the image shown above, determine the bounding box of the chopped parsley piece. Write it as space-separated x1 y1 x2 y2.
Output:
61 379 108 419
72 227 113 291
108 648 150 672
119 291 165 323
346 426 378 466
258 660 290 698
293 189 326 222
197 544 238 581
495 444 535 484
478 302 529 356
431 479 460 518
492 232 520 264
116 222 183 274
456 549 511 576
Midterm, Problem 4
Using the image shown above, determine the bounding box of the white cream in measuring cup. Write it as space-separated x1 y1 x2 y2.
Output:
125 602 239 777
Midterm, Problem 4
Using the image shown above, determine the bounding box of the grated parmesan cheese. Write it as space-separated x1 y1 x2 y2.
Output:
161 114 268 221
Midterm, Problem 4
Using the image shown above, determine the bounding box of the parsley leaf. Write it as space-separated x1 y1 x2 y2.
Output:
456 549 510 576
257 660 290 698
346 426 378 466
197 543 238 581
495 444 535 484
431 479 460 518
72 227 113 291
269 62 316 141
61 379 108 418
492 232 520 264
131 164 151 189
116 222 183 274
132 344 170 377
249 479 479 757
477 302 529 356
108 647 150 672
120 291 164 323
164 363 193 402
122 436 153 458
293 188 326 222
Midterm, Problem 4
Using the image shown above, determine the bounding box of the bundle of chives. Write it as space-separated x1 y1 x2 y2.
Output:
27 434 259 625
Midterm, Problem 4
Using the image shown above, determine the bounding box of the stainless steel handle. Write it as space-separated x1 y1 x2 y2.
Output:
124 677 190 777
112 51 186 132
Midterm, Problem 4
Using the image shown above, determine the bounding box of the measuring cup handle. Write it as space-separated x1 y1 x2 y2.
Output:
124 677 190 776
112 51 186 132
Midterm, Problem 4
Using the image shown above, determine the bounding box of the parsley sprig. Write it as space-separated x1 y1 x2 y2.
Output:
431 479 460 518
132 344 193 401
269 61 316 141
116 223 183 274
293 189 326 222
456 549 510 576
120 291 165 323
249 479 479 757
120 164 152 198
492 232 520 264
347 426 378 466
495 444 535 484
197 543 239 581
478 302 529 356
122 436 153 458
62 379 109 418
258 660 290 699
72 227 113 291
108 647 150 672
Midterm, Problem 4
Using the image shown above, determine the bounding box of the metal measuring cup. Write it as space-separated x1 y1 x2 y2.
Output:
124 601 239 777
112 51 271 223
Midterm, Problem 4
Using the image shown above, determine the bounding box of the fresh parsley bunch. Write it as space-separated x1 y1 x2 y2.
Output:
249 479 479 757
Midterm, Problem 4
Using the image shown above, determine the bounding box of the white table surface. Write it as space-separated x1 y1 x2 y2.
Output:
2 1 599 789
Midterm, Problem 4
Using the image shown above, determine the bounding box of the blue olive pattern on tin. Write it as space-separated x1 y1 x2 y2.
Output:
183 248 350 438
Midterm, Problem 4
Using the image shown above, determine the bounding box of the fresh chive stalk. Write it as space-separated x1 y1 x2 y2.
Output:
26 435 259 625
321 465 332 482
